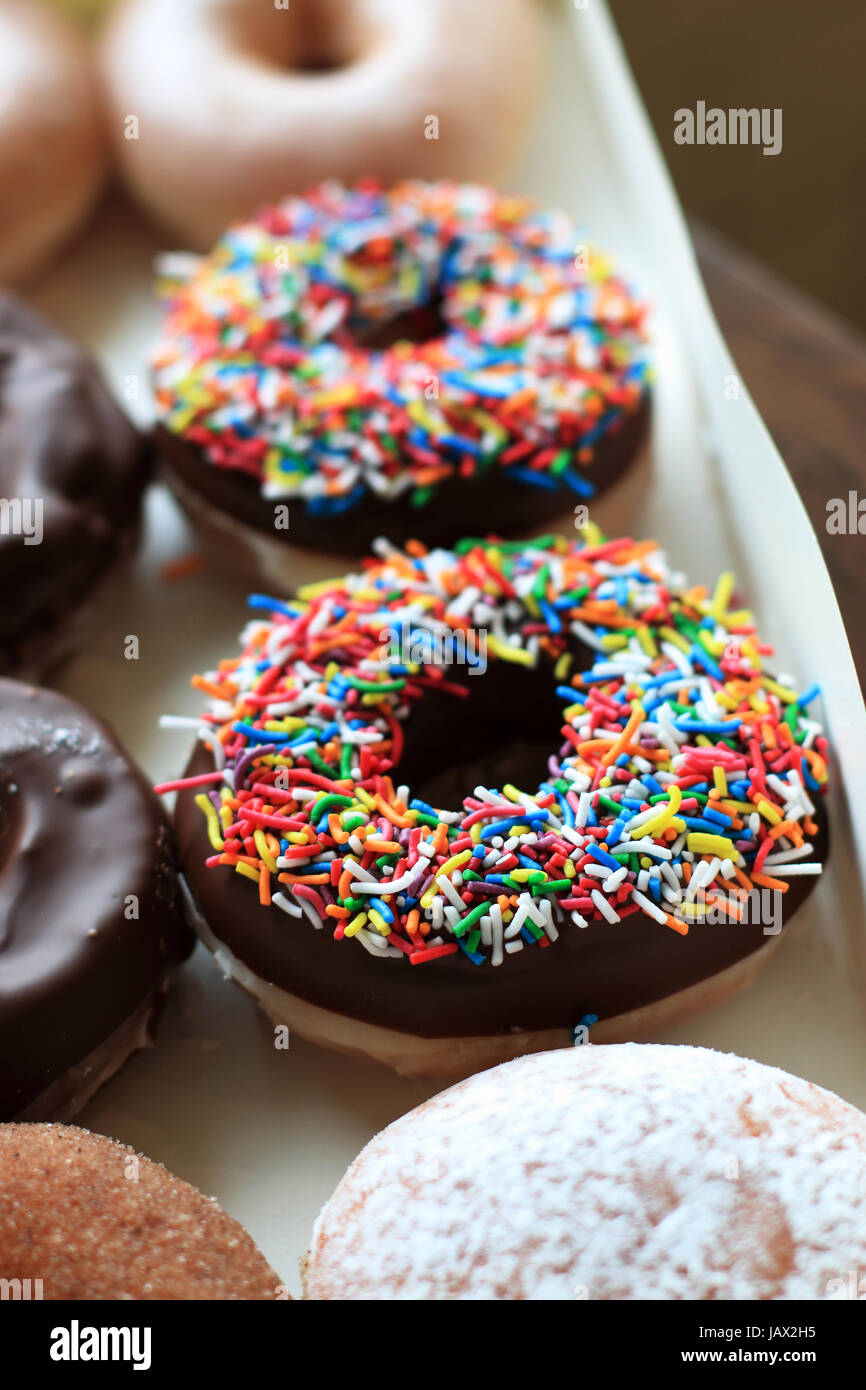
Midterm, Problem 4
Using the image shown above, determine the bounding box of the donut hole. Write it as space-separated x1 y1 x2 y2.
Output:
397 659 570 812
354 298 448 351
233 0 370 76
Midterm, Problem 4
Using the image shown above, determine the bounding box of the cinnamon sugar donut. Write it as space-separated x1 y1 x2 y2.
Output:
305 1044 866 1300
0 0 107 283
164 533 829 1079
101 0 543 248
0 1123 283 1299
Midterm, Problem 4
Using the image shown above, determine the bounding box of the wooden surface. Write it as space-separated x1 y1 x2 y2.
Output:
693 222 866 699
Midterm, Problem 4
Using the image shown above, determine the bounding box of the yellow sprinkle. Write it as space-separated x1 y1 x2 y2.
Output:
709 571 735 621
686 832 738 860
439 850 472 878
195 793 224 851
677 901 709 917
234 861 259 883
580 519 605 546
253 828 278 874
713 766 729 797
554 652 572 681
763 677 798 703
296 577 340 600
486 636 534 667
470 822 481 843
756 799 782 825
344 912 368 938
658 625 690 654
354 787 377 810
367 909 391 936
630 784 682 840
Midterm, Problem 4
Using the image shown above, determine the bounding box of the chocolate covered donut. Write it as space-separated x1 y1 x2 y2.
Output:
0 292 152 676
152 181 650 572
165 534 829 1077
0 680 193 1119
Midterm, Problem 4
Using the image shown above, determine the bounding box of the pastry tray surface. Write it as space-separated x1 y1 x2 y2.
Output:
28 0 866 1294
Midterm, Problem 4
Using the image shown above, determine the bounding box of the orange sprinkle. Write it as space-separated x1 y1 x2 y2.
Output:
258 867 271 906
161 552 205 583
751 872 789 893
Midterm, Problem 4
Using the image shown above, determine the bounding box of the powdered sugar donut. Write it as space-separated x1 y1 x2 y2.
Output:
0 0 107 283
100 0 544 248
305 1044 866 1300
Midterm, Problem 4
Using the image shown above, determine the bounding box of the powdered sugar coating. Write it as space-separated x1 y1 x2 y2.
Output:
306 1045 866 1300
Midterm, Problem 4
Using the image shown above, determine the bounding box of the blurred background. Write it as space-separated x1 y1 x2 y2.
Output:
611 0 866 331
37 0 866 332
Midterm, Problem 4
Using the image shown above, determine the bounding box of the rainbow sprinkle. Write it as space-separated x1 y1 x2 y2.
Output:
159 533 828 967
152 180 650 514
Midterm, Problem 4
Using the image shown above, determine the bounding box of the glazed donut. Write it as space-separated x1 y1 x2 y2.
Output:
153 180 650 572
0 1123 282 1299
0 292 152 677
101 0 544 248
304 1044 866 1300
166 533 829 1079
0 679 193 1121
0 0 107 283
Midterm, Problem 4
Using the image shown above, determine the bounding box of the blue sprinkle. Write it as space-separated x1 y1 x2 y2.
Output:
586 844 621 872
369 897 395 924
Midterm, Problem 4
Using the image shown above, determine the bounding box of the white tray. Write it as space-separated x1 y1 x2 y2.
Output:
27 0 866 1295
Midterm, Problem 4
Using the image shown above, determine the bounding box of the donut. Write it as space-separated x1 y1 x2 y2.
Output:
304 1044 866 1300
0 292 152 677
0 1123 283 1299
152 182 649 572
165 533 829 1079
0 679 193 1121
0 0 107 284
100 0 543 248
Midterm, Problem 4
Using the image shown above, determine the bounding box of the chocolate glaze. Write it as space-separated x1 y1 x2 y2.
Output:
0 680 193 1117
156 394 649 557
0 293 152 673
175 654 827 1040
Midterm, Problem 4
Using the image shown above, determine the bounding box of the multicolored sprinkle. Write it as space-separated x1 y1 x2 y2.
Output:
152 180 650 514
158 532 828 968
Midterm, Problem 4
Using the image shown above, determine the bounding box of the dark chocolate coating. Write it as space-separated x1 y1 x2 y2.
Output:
0 293 152 673
0 680 194 1117
155 393 649 556
175 655 826 1041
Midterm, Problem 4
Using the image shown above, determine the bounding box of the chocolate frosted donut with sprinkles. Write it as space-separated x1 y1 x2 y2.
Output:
163 533 829 1078
152 181 650 574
